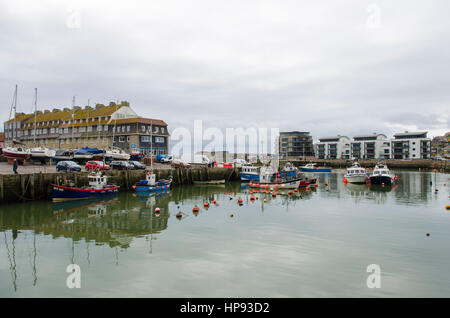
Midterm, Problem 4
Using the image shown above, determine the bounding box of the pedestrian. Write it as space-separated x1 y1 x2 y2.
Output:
13 159 18 175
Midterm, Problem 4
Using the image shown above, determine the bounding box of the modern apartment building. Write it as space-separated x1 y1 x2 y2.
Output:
3 101 169 155
391 131 431 159
279 131 314 159
351 134 391 160
315 135 351 159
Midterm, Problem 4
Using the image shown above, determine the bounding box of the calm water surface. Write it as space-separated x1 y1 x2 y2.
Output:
1 170 449 297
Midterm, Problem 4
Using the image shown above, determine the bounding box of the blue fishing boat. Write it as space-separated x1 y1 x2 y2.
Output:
299 163 332 173
132 172 172 192
279 162 299 178
240 165 260 182
52 172 119 202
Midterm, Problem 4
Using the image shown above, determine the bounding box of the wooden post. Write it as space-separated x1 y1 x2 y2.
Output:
0 175 3 202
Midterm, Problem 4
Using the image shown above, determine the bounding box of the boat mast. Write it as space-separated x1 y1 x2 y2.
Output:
150 120 153 171
13 85 18 143
33 88 37 146
71 96 75 149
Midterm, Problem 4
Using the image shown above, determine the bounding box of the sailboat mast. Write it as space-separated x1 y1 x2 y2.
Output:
13 85 18 142
33 88 37 146
150 120 153 171
71 96 75 148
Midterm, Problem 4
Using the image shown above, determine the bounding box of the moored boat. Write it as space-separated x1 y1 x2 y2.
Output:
3 143 31 163
193 179 226 185
300 163 332 172
344 162 368 184
132 171 172 192
52 172 119 202
105 148 130 160
239 165 261 182
73 148 94 160
279 162 299 178
369 162 397 185
250 166 301 189
52 149 75 162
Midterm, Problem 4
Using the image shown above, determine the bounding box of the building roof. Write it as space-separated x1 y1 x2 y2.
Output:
353 133 386 139
4 113 34 124
113 117 168 126
393 131 428 137
318 136 349 141
280 131 310 136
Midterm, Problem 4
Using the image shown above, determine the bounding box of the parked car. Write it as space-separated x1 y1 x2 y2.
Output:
160 155 173 164
56 160 81 172
171 158 191 168
85 160 111 171
110 160 134 170
128 160 146 170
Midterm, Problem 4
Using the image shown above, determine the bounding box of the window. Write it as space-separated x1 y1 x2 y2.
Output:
97 125 103 131
155 137 164 143
141 125 146 132
61 139 65 144
64 128 69 134
141 136 151 142
119 136 125 142
127 126 130 132
154 126 159 133
73 127 78 133
104 125 108 132
87 126 93 132
126 136 130 142
161 127 165 133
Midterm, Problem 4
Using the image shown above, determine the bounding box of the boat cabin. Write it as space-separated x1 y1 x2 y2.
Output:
88 173 108 189
242 165 259 174
146 172 156 186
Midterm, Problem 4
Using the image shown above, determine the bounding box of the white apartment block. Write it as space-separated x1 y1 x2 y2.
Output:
391 131 431 159
351 134 391 160
315 135 351 159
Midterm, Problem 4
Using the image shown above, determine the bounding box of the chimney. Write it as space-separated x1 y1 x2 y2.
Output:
52 108 60 113
84 106 93 111
63 107 70 112
73 106 81 112
35 111 43 115
95 104 103 110
44 110 50 114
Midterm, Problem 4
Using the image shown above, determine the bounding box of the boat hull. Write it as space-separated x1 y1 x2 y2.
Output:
239 173 260 182
345 175 368 184
369 175 393 185
251 178 301 189
133 184 171 192
3 149 31 161
52 184 119 202
300 167 332 172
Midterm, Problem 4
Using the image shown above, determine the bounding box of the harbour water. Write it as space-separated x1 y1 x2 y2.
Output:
0 170 449 297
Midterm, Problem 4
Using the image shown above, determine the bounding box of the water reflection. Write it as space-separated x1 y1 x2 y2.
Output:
0 170 448 296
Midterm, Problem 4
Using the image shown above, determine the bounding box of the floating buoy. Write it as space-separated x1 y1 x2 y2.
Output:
275 184 279 188
192 205 199 212
324 183 328 186
132 185 136 189
229 213 234 218
426 233 430 237
264 199 267 203
446 205 450 210
294 189 298 192
315 184 319 187
435 189 439 192
229 196 233 200
204 202 209 207
249 190 253 194
256 196 259 200
155 208 160 213
250 196 255 200
288 191 292 195
249 182 253 186
132 193 137 197
237 198 243 204
213 200 217 204
176 212 182 218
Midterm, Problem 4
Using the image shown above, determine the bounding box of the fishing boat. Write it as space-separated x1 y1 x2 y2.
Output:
132 172 172 192
369 162 397 185
279 162 299 178
343 162 368 184
52 171 119 202
299 162 332 172
130 149 144 161
240 165 261 182
250 166 301 189
52 149 75 162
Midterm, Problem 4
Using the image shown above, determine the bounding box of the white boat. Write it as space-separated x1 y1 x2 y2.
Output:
300 163 332 172
240 165 261 182
30 146 56 163
344 162 368 184
52 149 75 162
105 148 130 160
369 162 396 185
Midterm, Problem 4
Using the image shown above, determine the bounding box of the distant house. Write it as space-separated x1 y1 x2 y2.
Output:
351 133 391 160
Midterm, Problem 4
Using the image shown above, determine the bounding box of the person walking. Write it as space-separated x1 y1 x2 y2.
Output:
13 159 18 175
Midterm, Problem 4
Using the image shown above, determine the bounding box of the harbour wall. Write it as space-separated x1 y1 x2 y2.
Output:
0 167 240 204
287 159 449 171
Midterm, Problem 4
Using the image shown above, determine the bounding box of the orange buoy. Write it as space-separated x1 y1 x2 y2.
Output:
155 208 160 213
446 205 450 210
264 199 267 203
294 189 298 192
288 191 292 195
237 198 243 204
176 212 182 218
230 213 234 218
192 205 199 212
213 200 217 204
250 195 255 200
204 202 210 207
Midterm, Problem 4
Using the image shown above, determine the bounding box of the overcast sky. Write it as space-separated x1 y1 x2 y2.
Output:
1 0 449 145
